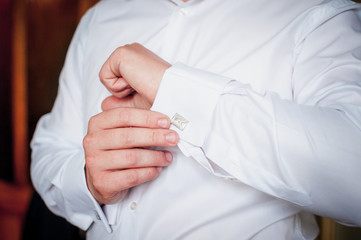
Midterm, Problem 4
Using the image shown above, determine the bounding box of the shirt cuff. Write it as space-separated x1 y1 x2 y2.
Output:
151 62 232 148
52 151 112 233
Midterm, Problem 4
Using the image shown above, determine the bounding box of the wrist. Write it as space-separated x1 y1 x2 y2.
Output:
146 63 171 104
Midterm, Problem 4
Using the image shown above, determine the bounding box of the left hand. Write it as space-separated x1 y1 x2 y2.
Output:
99 43 171 105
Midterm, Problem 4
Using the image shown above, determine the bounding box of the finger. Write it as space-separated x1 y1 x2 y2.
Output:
85 128 178 150
101 96 125 111
90 149 173 170
99 52 127 93
88 108 170 132
85 168 129 204
101 94 151 111
111 87 135 99
99 47 123 84
107 77 130 94
108 167 163 191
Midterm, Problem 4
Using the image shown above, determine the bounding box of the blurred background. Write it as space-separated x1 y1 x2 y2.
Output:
0 0 97 239
0 0 360 239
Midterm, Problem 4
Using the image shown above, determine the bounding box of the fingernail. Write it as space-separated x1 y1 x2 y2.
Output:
165 152 173 162
166 132 177 144
158 118 169 128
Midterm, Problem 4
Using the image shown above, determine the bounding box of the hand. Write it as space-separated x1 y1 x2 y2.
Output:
99 43 171 104
83 107 178 204
101 93 151 111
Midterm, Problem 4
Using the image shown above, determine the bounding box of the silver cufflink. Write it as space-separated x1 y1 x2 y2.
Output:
171 113 189 131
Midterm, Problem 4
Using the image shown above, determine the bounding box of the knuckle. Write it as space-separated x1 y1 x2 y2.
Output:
88 115 98 129
155 151 165 164
116 46 125 55
119 45 129 57
93 176 113 198
98 68 106 81
91 174 105 193
112 47 126 65
151 130 157 143
100 100 107 111
119 108 131 126
83 134 95 149
100 185 115 199
145 112 154 127
147 168 160 180
124 151 137 167
150 130 161 144
124 171 139 187
120 130 132 146
93 174 124 204
84 154 97 169
131 42 141 49
101 97 112 111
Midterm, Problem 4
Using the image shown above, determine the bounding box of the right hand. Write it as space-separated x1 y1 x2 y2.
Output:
99 43 171 104
83 107 178 204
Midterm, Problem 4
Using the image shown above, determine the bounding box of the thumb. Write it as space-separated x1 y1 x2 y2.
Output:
101 94 151 111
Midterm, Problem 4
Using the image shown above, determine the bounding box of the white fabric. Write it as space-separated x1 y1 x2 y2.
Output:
30 0 361 239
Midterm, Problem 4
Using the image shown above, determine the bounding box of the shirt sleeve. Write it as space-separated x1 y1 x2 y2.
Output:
151 9 361 226
30 7 111 232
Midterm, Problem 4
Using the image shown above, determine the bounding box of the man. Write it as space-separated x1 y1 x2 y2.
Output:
31 0 361 239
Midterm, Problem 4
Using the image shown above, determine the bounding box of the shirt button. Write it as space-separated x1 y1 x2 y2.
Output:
130 201 137 210
179 8 188 16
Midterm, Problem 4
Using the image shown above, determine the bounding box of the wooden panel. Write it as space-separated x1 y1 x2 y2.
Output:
0 213 22 240
0 181 31 215
0 0 32 239
26 0 98 138
12 0 28 186
0 0 14 183
0 181 31 240
320 218 336 240
27 0 80 136
0 0 99 239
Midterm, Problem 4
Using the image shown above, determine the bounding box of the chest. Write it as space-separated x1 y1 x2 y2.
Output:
81 0 316 120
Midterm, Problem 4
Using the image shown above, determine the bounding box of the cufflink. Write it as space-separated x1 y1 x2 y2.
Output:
171 113 189 131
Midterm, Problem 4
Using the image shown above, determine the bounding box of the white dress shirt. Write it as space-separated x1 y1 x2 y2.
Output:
31 0 361 239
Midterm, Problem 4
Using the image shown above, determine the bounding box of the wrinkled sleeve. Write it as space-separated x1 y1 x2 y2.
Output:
151 9 361 226
30 7 110 232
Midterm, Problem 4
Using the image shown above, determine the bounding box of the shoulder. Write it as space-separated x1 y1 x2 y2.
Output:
81 0 135 25
293 0 360 46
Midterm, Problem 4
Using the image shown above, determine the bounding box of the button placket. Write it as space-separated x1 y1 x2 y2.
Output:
160 5 193 59
179 8 189 16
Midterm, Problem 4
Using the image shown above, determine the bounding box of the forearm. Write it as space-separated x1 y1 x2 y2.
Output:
151 62 361 226
31 114 106 231
209 87 361 224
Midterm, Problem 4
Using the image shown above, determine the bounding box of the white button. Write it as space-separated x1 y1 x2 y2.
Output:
130 201 137 210
179 8 188 16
